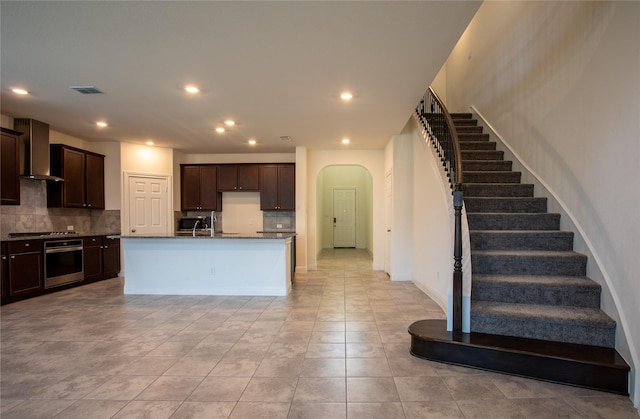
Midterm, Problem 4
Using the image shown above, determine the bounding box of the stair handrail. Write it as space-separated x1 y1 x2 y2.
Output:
415 87 464 333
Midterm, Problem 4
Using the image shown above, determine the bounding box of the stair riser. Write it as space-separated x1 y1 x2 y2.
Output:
456 126 483 133
460 142 497 151
470 232 573 251
453 119 478 127
462 161 512 171
471 283 601 308
464 197 547 213
467 213 560 230
462 151 504 160
470 316 615 347
472 254 587 276
464 172 521 183
464 184 534 197
459 133 490 141
451 113 473 119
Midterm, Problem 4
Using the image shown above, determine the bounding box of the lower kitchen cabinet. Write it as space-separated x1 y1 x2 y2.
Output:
83 236 120 283
7 240 43 299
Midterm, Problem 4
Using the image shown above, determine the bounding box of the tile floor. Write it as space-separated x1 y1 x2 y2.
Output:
1 248 638 418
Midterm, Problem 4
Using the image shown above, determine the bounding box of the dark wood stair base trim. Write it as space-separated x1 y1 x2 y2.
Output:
408 319 629 396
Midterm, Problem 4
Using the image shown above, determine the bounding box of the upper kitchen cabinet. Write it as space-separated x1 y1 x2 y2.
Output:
180 164 220 211
217 164 260 192
47 145 105 209
260 164 295 211
0 128 21 205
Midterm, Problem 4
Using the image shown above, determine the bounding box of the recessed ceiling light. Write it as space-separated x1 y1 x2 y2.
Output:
224 119 235 126
185 85 199 94
248 139 257 145
215 127 225 133
12 88 29 95
340 91 353 101
342 138 350 144
146 141 154 146
96 121 108 127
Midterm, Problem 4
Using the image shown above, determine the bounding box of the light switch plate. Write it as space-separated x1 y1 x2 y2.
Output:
276 224 283 229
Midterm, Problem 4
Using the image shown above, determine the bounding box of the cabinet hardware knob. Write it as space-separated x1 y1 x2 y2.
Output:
131 229 136 233
10 255 15 259
25 243 29 247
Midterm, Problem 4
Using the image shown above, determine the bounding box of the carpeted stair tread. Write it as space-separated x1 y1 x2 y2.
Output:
472 250 587 276
460 141 497 150
453 118 478 126
467 212 560 230
470 300 616 347
469 230 574 251
451 113 473 119
459 133 491 142
462 160 512 171
464 197 547 213
461 150 504 160
464 183 534 197
472 274 601 307
463 171 522 183
456 125 483 133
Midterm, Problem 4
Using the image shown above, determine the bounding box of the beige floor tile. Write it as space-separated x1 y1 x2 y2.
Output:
288 402 346 419
1 249 634 418
53 399 128 419
135 376 203 401
346 357 392 377
228 401 290 419
346 377 400 402
188 376 250 402
84 375 158 401
170 401 236 418
347 402 405 419
402 400 465 418
293 377 346 402
240 376 298 402
112 400 181 418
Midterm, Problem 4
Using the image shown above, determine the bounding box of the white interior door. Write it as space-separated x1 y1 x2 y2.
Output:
333 188 356 248
384 170 392 274
127 175 170 236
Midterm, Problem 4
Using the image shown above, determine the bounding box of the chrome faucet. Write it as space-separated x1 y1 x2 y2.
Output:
192 220 200 237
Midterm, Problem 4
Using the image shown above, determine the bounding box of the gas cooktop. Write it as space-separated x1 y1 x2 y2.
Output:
7 231 78 238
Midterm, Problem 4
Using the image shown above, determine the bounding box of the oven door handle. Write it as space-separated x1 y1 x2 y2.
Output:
45 245 83 254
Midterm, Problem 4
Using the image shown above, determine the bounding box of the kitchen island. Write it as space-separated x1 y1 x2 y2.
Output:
121 233 295 296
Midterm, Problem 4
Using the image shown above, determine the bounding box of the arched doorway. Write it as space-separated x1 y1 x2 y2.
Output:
316 165 373 253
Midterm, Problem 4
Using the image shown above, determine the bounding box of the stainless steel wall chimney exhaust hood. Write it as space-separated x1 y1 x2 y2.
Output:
13 119 64 182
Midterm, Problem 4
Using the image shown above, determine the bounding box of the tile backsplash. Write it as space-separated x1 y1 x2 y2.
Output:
0 178 120 235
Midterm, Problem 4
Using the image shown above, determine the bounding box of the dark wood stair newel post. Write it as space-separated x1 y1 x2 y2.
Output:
453 187 464 334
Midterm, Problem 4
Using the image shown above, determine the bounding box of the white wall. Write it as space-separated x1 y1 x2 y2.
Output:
441 1 640 406
306 149 384 270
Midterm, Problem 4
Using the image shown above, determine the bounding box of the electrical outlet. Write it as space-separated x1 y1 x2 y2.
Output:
276 224 283 229
67 225 74 231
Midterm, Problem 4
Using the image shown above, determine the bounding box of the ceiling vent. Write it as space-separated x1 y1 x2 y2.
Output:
70 86 103 94
280 136 292 142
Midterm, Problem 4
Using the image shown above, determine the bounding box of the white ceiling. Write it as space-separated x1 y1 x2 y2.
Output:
1 1 480 154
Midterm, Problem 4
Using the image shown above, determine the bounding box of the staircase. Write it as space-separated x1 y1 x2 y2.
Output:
409 112 630 395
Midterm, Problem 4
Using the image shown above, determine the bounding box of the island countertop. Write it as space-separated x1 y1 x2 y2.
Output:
121 233 295 296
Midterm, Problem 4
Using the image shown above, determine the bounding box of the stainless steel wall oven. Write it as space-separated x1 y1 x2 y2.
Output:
44 239 83 288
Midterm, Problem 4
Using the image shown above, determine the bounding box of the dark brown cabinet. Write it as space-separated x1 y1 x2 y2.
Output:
217 164 260 192
48 145 105 209
83 236 120 282
180 165 220 211
260 164 295 210
7 240 43 298
1 128 21 205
